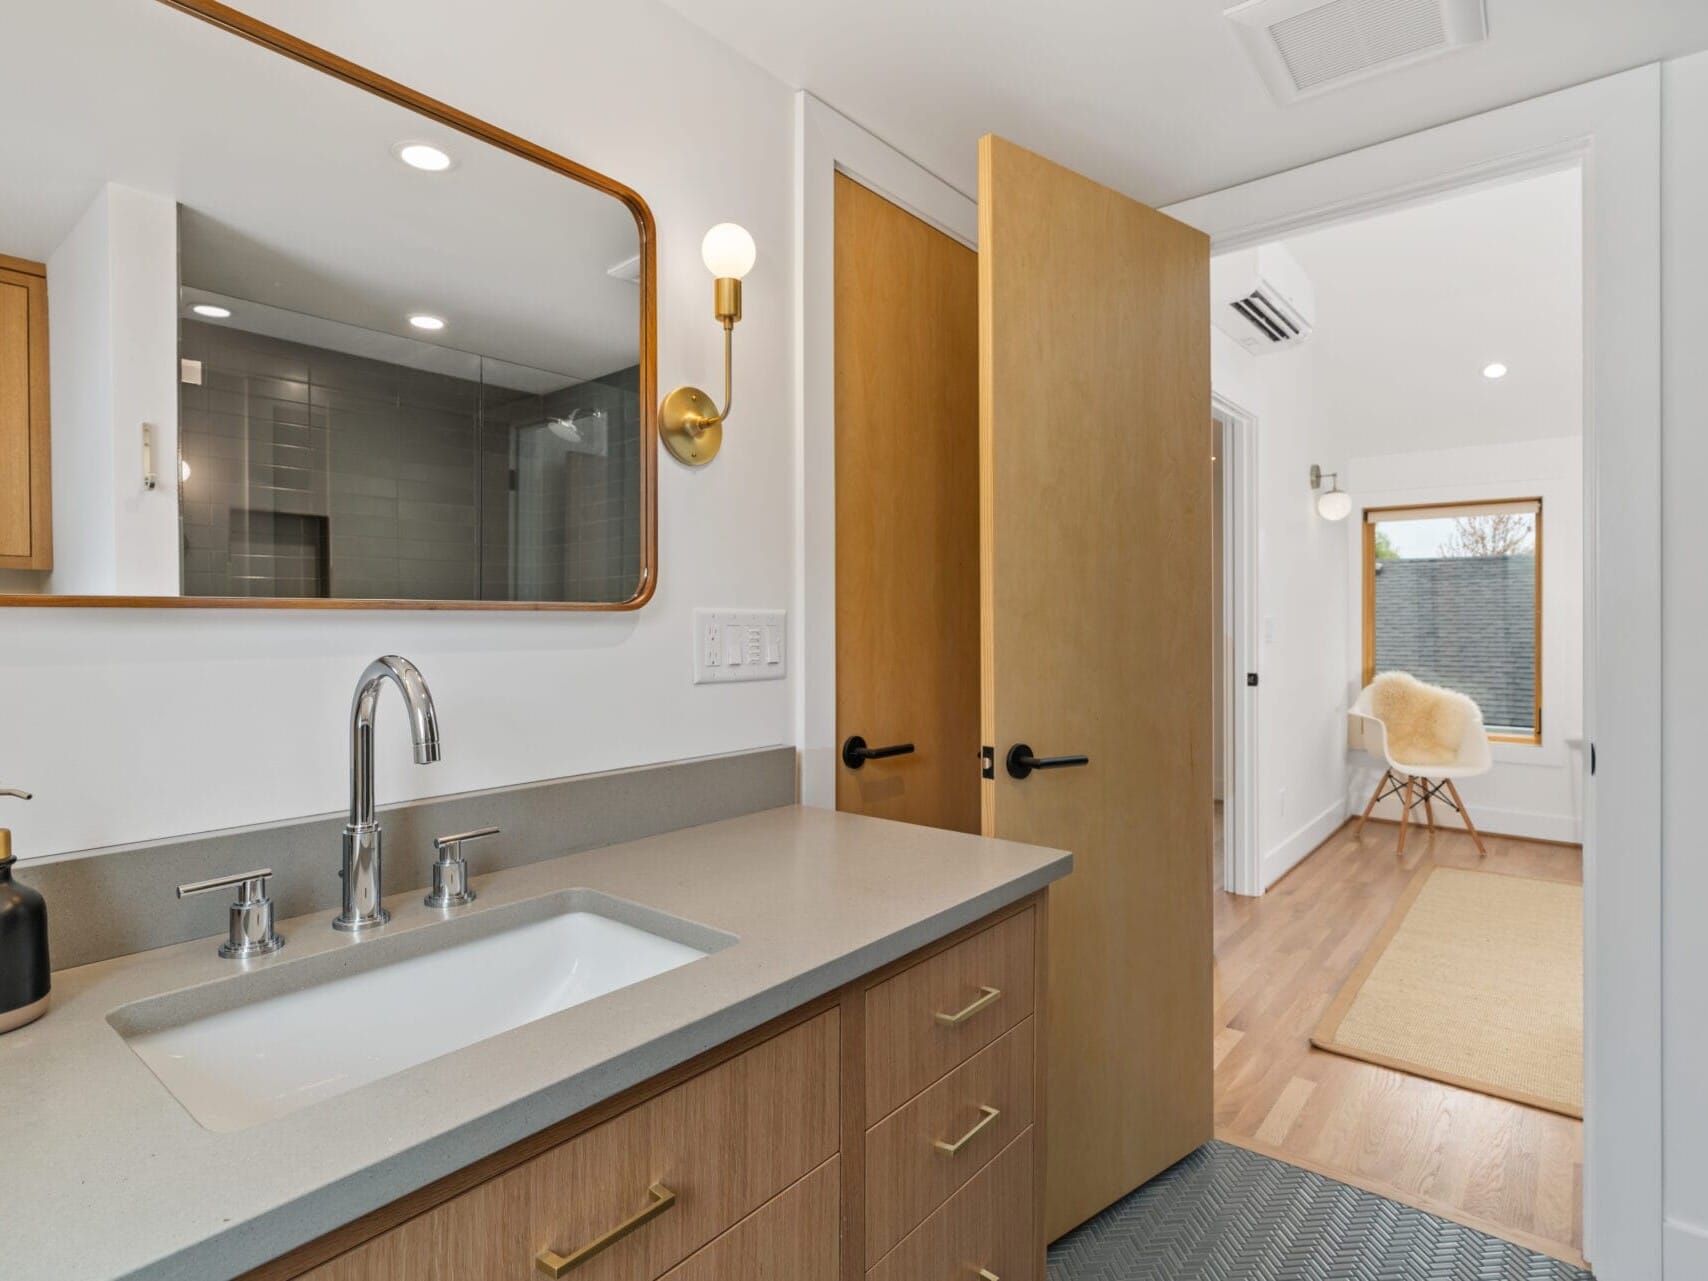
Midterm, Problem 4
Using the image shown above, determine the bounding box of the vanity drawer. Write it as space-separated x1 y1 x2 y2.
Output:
866 1128 1036 1281
299 1010 838 1281
865 907 1035 1119
865 1018 1035 1263
661 1157 838 1281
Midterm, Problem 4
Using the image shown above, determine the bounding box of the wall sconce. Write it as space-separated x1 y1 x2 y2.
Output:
660 223 755 466
1310 464 1351 521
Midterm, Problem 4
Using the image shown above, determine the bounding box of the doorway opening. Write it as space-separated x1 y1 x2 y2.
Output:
1208 163 1587 1268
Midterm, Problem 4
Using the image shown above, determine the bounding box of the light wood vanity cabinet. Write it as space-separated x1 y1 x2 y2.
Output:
0 253 51 571
250 895 1046 1281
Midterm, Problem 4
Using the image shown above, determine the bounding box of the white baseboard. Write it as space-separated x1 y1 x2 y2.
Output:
1666 1219 1708 1278
1261 800 1348 890
1358 791 1581 844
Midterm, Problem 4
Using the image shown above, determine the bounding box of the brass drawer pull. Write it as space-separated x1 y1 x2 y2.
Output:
934 1104 1001 1156
934 985 1001 1027
976 1271 1001 1281
534 1183 677 1277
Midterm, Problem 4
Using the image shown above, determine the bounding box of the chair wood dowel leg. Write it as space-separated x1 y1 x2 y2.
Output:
1422 779 1437 831
1357 771 1389 835
1444 778 1487 856
1398 777 1414 854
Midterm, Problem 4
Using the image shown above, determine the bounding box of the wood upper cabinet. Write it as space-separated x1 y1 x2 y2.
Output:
0 253 50 571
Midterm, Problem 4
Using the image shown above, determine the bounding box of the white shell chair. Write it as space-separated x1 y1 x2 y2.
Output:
1348 682 1493 855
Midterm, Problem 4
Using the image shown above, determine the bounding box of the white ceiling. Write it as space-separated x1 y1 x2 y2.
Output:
1279 166 1582 460
656 0 1708 205
0 0 643 382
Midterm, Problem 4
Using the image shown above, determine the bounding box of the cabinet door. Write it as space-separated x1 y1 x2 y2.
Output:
295 1011 839 1281
0 260 50 567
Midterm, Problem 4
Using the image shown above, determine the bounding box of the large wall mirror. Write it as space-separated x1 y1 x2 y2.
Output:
0 0 656 609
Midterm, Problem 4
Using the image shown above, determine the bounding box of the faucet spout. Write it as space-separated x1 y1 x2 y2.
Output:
335 655 440 933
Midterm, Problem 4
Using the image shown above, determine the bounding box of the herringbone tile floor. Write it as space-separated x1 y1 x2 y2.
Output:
1047 1141 1593 1280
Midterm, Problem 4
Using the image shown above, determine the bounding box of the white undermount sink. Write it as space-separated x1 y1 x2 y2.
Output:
117 896 725 1133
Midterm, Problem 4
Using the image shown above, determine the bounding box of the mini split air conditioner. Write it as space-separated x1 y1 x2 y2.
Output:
1211 242 1315 356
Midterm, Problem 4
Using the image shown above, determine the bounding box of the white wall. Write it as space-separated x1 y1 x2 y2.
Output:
0 0 799 860
4 184 182 598
105 185 179 596
1211 327 1351 887
1346 438 1585 843
41 190 118 593
1660 47 1708 1279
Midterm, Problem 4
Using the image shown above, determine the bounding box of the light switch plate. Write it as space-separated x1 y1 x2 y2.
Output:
693 609 786 684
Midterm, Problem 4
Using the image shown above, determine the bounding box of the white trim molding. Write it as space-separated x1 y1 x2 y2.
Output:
793 92 977 809
1167 66 1663 1277
1212 393 1263 896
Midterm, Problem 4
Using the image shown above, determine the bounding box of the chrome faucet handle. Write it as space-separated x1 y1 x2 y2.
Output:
425 827 497 910
178 868 285 960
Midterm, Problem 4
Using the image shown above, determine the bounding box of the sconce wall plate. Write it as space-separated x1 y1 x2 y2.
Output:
661 387 723 465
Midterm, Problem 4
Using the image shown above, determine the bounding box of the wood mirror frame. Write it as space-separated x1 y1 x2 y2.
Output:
0 0 657 612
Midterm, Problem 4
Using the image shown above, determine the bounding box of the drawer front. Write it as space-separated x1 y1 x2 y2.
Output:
867 1128 1037 1281
300 1010 838 1281
661 1158 838 1281
525 1008 838 1281
865 907 1035 1119
865 1018 1034 1263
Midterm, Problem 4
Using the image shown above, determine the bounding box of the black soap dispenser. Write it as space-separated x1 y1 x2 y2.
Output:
0 787 49 1035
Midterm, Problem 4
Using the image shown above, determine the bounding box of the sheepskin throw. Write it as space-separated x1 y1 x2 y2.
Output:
1370 672 1477 765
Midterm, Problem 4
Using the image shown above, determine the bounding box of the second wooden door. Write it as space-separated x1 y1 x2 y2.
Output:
833 173 980 833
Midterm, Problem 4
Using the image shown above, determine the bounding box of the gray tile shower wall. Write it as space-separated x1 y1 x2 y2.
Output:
178 320 641 602
22 747 796 971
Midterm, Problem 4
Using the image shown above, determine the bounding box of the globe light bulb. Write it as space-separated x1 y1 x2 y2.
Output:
701 223 756 280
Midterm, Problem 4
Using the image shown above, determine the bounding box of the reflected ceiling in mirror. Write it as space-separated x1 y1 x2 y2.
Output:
0 0 656 609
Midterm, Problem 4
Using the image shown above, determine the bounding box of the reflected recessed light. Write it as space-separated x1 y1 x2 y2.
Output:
1482 362 1509 379
180 459 192 483
394 142 453 172
408 313 446 331
191 304 232 319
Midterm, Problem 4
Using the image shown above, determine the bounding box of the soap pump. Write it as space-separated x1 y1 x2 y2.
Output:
0 787 49 1034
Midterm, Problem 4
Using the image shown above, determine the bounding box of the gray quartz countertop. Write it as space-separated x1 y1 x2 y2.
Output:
0 804 1070 1281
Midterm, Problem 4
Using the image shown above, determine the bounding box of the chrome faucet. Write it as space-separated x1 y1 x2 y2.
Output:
334 656 441 932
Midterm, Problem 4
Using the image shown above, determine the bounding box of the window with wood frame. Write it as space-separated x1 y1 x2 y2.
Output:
1362 498 1542 743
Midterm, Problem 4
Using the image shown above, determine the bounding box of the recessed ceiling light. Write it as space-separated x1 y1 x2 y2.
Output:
394 142 453 172
1482 362 1509 379
408 313 446 331
191 303 232 319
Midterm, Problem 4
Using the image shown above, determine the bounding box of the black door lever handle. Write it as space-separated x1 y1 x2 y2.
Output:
1005 743 1090 780
842 735 917 770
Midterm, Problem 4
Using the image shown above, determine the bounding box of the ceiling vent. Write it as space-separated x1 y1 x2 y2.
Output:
1211 243 1315 356
1224 0 1488 104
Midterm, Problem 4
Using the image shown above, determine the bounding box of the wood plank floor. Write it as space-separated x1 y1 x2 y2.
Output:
1213 818 1585 1267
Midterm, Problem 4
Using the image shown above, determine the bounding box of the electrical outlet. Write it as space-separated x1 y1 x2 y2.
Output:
693 609 786 684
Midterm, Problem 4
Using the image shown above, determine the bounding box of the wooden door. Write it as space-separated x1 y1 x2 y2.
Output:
978 136 1213 1239
834 173 980 832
